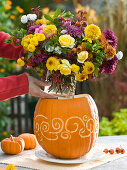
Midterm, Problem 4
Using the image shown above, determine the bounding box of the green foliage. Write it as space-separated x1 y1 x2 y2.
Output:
0 101 10 141
44 8 74 31
61 10 74 19
53 18 63 30
84 40 105 77
0 0 23 33
99 109 127 136
54 8 61 18
44 14 53 22
0 58 17 77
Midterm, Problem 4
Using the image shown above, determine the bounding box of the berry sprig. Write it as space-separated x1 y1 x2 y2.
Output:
103 147 125 154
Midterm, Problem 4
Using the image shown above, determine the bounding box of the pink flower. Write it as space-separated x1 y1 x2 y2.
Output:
35 24 47 34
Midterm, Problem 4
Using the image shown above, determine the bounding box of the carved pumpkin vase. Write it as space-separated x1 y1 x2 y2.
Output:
34 94 99 159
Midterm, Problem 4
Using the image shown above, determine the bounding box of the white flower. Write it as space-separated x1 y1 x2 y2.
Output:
61 30 67 34
21 15 28 24
55 46 62 54
45 45 54 52
116 51 123 60
27 14 32 20
27 14 37 21
61 59 72 68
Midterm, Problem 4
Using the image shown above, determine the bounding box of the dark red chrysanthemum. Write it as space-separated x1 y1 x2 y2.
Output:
102 29 117 49
99 56 118 74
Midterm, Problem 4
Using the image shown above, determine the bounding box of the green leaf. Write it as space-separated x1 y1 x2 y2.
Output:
54 8 61 18
44 14 53 22
28 52 33 59
61 11 74 19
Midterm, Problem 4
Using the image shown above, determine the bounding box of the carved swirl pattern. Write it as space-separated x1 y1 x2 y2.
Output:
34 114 97 141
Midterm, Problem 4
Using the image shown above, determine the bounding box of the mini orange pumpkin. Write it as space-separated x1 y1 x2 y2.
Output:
18 133 37 150
1 135 25 155
34 94 99 159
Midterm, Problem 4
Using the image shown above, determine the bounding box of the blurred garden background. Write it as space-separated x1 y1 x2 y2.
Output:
0 0 127 140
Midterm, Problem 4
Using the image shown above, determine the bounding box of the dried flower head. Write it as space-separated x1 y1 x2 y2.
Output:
105 45 116 59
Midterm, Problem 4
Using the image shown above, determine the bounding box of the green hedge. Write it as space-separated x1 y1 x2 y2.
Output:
99 109 127 136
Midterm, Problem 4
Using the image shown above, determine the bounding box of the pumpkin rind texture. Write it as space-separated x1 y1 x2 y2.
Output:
1 136 25 155
34 94 99 159
18 133 37 150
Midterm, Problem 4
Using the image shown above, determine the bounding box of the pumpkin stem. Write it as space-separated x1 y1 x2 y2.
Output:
10 135 13 141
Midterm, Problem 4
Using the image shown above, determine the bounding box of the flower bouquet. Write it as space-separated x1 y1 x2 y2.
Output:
6 7 123 97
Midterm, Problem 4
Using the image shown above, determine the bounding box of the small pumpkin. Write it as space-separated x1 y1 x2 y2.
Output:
1 135 25 155
18 133 37 150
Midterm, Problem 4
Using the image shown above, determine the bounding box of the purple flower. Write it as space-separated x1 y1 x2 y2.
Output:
30 51 48 63
102 29 117 49
63 53 77 64
59 16 72 24
62 22 84 37
28 25 40 34
99 56 118 74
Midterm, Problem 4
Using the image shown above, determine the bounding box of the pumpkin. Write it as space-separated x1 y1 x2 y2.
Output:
34 94 99 159
18 133 37 150
1 135 25 155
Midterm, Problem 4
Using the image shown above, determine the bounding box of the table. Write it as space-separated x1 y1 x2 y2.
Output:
0 135 127 170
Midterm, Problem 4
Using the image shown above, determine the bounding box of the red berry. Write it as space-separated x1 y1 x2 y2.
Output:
72 48 77 54
75 21 81 27
120 148 125 154
109 149 114 154
103 148 109 154
116 147 121 154
77 46 83 52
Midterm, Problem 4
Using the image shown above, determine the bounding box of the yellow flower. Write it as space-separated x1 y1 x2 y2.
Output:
35 19 46 25
3 131 8 136
27 44 35 52
16 6 24 13
10 15 15 20
30 37 38 46
17 58 25 66
58 64 71 75
77 51 88 63
84 24 101 42
61 59 71 68
27 34 34 38
42 7 50 14
58 59 72 75
71 64 80 73
59 35 75 48
75 72 88 82
6 164 17 170
44 25 57 37
6 0 12 5
46 57 60 71
83 61 95 75
34 33 45 41
0 68 5 73
4 5 11 10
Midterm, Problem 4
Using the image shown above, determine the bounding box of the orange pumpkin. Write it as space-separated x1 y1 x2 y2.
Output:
18 133 37 150
1 135 25 155
34 94 99 159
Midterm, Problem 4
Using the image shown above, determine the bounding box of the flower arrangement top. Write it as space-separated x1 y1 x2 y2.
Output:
6 7 123 95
